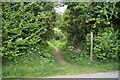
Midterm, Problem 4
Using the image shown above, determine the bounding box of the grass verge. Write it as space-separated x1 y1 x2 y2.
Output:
2 58 118 78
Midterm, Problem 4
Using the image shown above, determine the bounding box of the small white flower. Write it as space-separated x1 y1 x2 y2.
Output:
77 49 81 51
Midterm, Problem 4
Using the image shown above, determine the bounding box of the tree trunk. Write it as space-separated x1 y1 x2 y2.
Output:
90 31 93 60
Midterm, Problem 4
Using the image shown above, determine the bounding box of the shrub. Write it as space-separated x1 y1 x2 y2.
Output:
2 2 55 60
93 27 119 61
85 27 119 61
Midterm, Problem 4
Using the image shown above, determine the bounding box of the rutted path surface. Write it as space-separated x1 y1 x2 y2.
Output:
47 71 119 78
54 47 67 64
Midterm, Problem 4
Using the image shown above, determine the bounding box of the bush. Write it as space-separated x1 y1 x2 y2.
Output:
85 27 119 61
2 2 55 60
93 27 119 61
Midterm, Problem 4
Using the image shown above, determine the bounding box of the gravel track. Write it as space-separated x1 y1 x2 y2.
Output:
47 71 119 78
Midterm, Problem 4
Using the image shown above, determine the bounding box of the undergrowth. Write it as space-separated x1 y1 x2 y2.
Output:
2 46 118 78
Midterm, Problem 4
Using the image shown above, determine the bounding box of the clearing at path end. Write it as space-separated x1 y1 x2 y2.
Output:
47 71 119 78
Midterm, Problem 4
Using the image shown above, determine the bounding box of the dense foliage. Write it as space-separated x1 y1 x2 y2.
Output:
2 2 120 62
94 27 119 61
64 2 120 44
2 2 55 60
62 2 120 61
85 27 119 61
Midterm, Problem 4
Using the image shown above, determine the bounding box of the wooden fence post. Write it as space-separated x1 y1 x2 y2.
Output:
90 31 93 60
